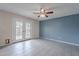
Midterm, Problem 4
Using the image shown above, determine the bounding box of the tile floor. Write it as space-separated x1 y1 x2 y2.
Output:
0 39 79 56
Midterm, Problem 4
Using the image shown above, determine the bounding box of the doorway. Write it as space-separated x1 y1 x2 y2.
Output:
15 20 31 41
12 17 39 43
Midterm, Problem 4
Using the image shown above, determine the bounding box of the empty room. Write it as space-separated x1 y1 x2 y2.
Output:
0 3 79 56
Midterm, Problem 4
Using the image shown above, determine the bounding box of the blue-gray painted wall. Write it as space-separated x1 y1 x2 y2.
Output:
40 14 79 44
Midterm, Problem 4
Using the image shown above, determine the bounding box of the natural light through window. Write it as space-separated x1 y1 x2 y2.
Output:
16 21 31 40
25 23 31 39
16 21 23 40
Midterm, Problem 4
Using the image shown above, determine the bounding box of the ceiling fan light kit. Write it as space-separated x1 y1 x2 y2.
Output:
38 14 48 17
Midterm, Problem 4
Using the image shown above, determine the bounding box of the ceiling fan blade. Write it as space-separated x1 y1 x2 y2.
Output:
46 11 54 14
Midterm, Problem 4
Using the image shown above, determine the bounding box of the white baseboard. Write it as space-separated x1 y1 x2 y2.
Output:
0 38 40 47
45 38 79 47
0 39 31 48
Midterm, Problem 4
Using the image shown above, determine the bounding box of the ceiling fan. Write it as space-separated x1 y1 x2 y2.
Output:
33 8 54 17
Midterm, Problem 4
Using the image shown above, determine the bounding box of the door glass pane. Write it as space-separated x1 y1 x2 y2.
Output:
16 21 23 40
25 23 31 39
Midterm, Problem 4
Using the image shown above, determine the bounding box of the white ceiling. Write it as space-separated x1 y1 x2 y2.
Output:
0 3 79 21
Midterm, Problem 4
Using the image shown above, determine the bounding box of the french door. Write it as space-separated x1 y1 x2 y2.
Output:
16 21 31 41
